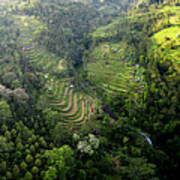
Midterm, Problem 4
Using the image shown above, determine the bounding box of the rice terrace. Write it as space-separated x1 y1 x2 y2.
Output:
13 13 98 126
0 0 180 180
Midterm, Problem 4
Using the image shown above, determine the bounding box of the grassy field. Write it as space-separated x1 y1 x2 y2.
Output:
152 26 180 59
151 9 180 62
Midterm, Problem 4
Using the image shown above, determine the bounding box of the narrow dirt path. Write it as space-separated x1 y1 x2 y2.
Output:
58 59 64 70
53 82 63 101
64 100 86 123
61 93 78 116
61 89 73 111
50 86 69 106
56 86 69 106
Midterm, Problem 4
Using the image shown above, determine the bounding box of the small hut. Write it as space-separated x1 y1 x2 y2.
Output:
70 84 75 88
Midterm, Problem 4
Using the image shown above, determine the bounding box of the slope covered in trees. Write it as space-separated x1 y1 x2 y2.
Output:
0 0 180 180
85 2 180 179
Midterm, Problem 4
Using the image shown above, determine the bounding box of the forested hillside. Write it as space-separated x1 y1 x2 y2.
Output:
0 0 180 180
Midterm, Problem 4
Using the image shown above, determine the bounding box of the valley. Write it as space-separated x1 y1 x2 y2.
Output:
0 0 180 180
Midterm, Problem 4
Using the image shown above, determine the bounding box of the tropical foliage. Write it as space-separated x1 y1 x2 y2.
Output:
0 0 179 180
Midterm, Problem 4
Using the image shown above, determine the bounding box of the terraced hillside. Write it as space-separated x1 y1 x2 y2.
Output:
85 5 180 99
85 41 146 97
12 14 97 126
13 15 67 75
46 77 97 125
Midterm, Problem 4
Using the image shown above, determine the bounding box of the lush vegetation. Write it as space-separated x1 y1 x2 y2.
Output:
0 0 180 179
